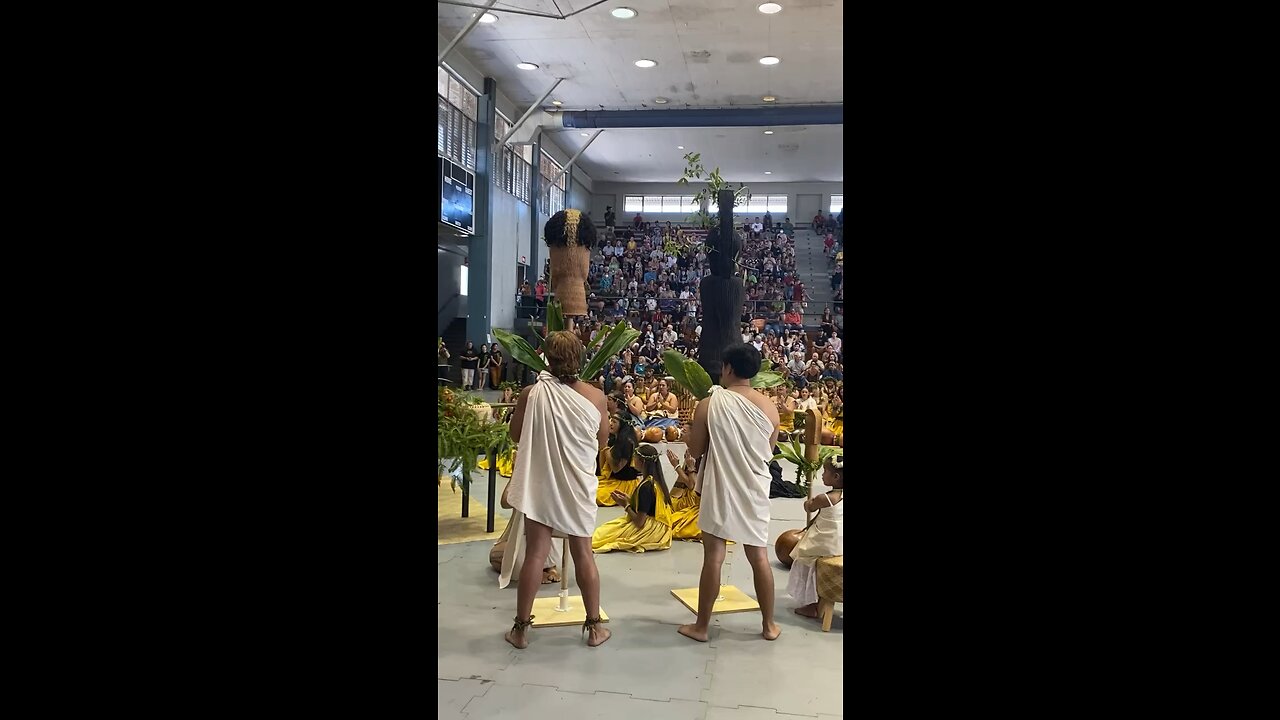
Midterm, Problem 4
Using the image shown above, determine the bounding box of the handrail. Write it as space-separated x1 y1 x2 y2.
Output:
438 293 462 327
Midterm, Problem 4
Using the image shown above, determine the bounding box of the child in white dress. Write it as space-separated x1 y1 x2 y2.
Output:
788 454 844 619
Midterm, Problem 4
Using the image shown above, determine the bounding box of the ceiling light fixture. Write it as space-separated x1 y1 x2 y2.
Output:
765 171 772 174
612 7 638 19
758 3 783 13
516 62 538 70
677 145 684 149
764 130 774 135
634 59 657 68
654 97 669 104
551 100 563 106
477 12 498 23
763 96 776 102
759 56 780 65
581 132 590 137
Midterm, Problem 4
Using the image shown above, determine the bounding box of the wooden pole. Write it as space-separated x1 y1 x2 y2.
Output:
803 408 821 525
558 538 570 611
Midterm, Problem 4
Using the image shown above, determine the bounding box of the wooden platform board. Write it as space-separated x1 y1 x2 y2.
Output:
529 595 610 627
669 585 760 615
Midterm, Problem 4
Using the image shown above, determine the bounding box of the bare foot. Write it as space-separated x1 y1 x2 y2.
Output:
678 624 709 642
794 605 820 619
762 623 782 641
505 628 529 649
587 625 612 647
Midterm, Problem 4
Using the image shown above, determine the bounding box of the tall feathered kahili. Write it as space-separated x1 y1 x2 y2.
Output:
696 190 745 384
544 209 595 317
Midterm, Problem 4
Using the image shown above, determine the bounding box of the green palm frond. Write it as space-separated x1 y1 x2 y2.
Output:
494 329 548 374
580 321 640 381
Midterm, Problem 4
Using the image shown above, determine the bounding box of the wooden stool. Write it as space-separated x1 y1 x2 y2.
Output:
815 555 844 632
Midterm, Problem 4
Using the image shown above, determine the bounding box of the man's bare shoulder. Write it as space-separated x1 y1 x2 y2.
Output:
748 388 781 420
572 380 607 405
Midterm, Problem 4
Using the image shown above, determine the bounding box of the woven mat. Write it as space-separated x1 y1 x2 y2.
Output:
816 555 844 602
437 483 507 546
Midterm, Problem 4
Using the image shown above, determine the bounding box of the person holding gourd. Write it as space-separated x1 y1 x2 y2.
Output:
591 444 673 553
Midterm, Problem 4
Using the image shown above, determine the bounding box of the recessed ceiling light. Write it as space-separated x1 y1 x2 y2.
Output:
677 146 684 149
762 96 777 102
612 7 638 19
654 97 669 104
758 3 783 13
764 130 774 135
581 132 590 136
551 100 563 106
477 12 498 23
634 59 657 68
516 62 538 70
759 56 780 65
765 171 772 174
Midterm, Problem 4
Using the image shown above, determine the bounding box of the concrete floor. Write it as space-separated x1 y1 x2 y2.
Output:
438 442 843 720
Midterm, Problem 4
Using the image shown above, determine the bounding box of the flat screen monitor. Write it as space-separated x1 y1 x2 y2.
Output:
440 157 474 234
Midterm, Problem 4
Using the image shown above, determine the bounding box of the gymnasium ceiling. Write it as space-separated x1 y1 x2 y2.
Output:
437 0 844 183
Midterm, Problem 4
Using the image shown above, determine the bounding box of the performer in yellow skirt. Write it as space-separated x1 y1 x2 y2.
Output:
774 385 797 437
477 448 516 478
667 448 702 541
592 445 672 553
820 392 844 447
596 416 642 506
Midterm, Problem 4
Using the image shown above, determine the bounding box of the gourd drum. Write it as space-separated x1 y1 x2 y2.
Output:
665 425 681 442
489 540 506 572
775 528 804 568
643 426 665 443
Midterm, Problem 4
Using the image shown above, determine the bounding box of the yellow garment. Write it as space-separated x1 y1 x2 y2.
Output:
823 406 843 435
778 406 795 433
669 489 702 541
595 448 641 506
477 449 515 478
592 479 673 553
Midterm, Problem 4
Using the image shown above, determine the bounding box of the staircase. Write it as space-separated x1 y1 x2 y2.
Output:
790 225 837 329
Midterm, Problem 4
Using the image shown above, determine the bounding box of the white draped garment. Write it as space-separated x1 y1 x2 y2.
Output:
697 386 776 547
507 371 602 538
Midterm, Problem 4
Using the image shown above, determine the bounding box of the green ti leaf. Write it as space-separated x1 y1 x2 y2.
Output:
580 321 640 381
494 329 548 374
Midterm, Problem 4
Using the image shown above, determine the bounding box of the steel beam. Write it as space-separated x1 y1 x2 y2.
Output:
499 78 563 146
438 0 499 66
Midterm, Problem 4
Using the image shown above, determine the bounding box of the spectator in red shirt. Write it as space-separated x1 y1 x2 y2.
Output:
633 213 643 229
794 282 805 303
783 305 803 331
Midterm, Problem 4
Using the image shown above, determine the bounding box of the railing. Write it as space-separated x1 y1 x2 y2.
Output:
512 294 842 327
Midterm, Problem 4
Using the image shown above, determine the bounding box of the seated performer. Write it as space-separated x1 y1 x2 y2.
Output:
596 416 642 506
667 448 703 541
789 455 844 621
821 393 844 447
491 480 560 586
592 444 673 553
608 390 644 440
774 385 797 439
645 378 679 418
477 449 516 478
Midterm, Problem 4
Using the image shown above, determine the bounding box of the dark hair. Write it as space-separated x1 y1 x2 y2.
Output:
721 343 762 380
610 416 638 464
635 444 670 505
543 331 583 383
544 209 599 249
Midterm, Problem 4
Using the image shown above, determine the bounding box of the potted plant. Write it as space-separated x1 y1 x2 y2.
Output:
437 385 514 492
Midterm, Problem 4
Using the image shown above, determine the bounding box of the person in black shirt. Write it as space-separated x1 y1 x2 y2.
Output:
460 341 480 390
604 206 616 229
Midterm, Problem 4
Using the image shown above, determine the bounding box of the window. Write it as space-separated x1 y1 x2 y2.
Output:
622 195 698 213
830 194 843 213
437 66 477 171
745 195 787 214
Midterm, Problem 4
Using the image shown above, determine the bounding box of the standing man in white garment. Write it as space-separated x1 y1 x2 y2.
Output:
678 343 782 642
505 331 612 649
